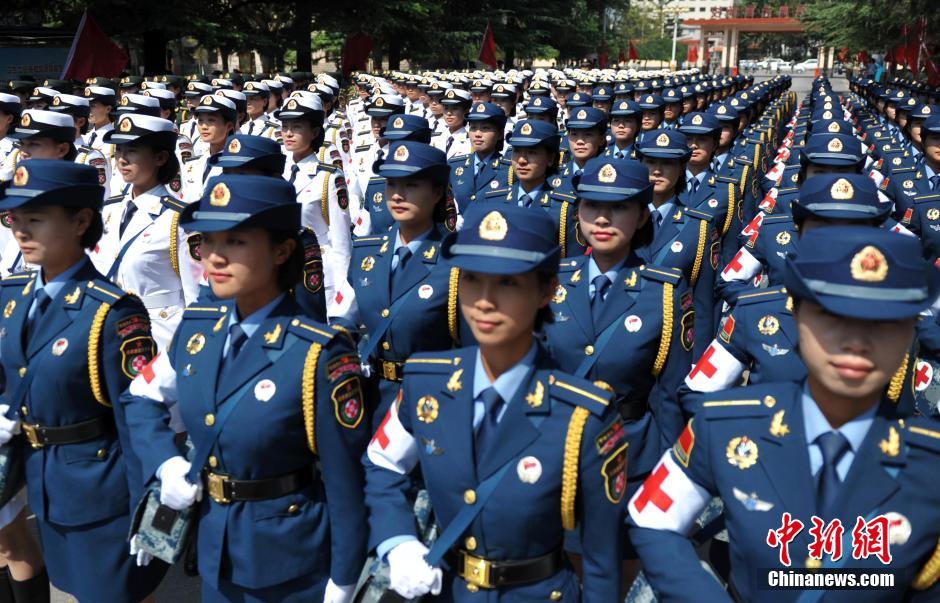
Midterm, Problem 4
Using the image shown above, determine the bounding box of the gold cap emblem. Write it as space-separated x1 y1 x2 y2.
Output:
691 114 703 125
20 114 30 128
827 137 843 153
119 118 132 132
520 122 532 136
120 96 129 106
392 117 404 129
227 138 241 153
533 97 542 106
479 210 508 241
286 99 298 110
446 89 455 98
598 164 617 183
850 245 888 282
201 95 213 105
822 110 833 120
717 105 727 114
576 109 587 120
375 97 384 107
476 103 486 113
830 178 854 200
13 166 28 187
209 182 231 207
83 87 92 97
393 145 409 162
51 96 61 106
645 95 653 103
656 132 670 147
827 121 840 133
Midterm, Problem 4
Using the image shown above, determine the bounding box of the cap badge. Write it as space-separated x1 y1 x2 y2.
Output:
533 97 542 106
717 105 727 114
119 118 133 133
822 110 833 120
576 109 587 120
691 114 703 125
393 145 409 162
446 89 455 98
925 106 932 114
392 117 404 129
227 138 241 154
619 102 627 109
20 114 30 128
645 95 653 103
828 122 840 133
598 164 617 183
120 96 129 106
520 122 533 136
476 103 486 113
201 95 213 105
84 88 92 97
209 182 231 207
286 99 298 110
375 97 385 107
479 210 508 241
187 83 195 91
830 178 854 200
827 137 844 153
850 245 889 283
656 132 670 147
51 96 61 106
12 166 28 187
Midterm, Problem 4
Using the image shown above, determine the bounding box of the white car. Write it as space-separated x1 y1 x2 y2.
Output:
755 57 784 69
794 59 819 73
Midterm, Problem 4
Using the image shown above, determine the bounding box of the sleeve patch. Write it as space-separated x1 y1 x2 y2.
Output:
681 310 695 352
672 419 695 467
335 174 349 210
327 354 360 381
120 336 156 380
331 376 364 428
116 314 150 338
186 233 202 261
719 314 735 344
303 242 323 293
601 443 629 504
595 417 626 456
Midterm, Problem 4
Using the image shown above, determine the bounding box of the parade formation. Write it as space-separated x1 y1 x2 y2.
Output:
0 58 940 603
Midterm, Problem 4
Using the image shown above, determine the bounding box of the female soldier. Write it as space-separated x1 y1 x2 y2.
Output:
92 114 201 351
336 141 460 424
449 103 507 209
630 226 940 602
122 174 370 603
364 203 624 601
556 107 608 193
0 160 166 601
181 95 237 202
544 157 693 497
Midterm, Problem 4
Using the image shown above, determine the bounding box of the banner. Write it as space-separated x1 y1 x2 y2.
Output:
61 10 128 80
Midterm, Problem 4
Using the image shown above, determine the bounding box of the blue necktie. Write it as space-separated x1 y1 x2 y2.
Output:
119 201 138 238
474 387 504 465
815 431 850 517
288 164 300 185
218 324 249 386
931 175 940 191
591 274 611 325
687 177 700 198
26 289 51 341
391 246 412 293
520 193 534 208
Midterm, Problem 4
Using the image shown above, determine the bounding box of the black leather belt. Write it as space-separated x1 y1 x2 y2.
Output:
203 465 317 505
21 415 114 449
445 547 563 590
617 397 649 421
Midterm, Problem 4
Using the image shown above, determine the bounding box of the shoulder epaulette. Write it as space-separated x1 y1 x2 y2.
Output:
736 286 788 306
82 278 128 303
103 194 125 206
776 186 799 194
367 176 384 184
448 154 470 164
353 234 388 248
484 188 510 198
286 317 338 345
914 193 940 204
549 373 611 417
354 144 371 152
549 191 576 202
904 419 940 454
0 273 34 287
699 384 792 420
715 174 738 184
684 207 715 222
761 214 794 225
182 303 229 319
403 351 462 374
640 265 683 285
160 196 186 212
183 155 201 163
317 162 337 173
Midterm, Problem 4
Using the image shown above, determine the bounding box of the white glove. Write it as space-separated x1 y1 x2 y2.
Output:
0 405 20 446
387 540 442 599
129 534 153 567
322 579 355 603
157 456 202 511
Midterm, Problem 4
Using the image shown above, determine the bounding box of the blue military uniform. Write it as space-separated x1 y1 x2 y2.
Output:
629 226 940 602
0 161 166 602
363 203 623 601
449 102 507 209
121 174 370 601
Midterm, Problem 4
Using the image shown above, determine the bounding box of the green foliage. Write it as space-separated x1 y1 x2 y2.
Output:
801 0 938 53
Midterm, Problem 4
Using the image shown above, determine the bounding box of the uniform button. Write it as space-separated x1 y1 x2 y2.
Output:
287 503 300 515
463 489 476 505
805 556 822 570
466 584 479 593
381 308 390 318
19 406 27 416
464 536 476 551
18 367 25 377
204 413 215 426
764 395 776 408
584 345 594 356
159 310 168 319
96 448 107 459
208 455 218 468
382 341 390 351
550 592 563 601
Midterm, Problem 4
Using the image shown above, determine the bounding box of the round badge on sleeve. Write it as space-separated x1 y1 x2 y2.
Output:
254 379 276 402
517 456 542 484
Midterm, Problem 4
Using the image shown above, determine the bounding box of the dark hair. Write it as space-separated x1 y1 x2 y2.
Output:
63 142 78 162
157 152 180 185
268 230 304 292
534 271 557 332
63 206 104 249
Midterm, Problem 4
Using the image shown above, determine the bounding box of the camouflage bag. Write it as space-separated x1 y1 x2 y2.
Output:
128 480 197 565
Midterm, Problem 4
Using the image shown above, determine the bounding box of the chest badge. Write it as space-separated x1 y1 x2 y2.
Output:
551 285 567 304
254 379 276 402
732 487 774 511
884 512 911 546
762 342 789 356
361 256 375 272
421 437 444 455
186 332 206 355
769 410 789 437
757 315 779 336
416 395 439 424
624 315 643 333
418 284 434 300
776 231 791 245
51 338 69 356
671 241 684 253
726 436 759 469
517 456 542 484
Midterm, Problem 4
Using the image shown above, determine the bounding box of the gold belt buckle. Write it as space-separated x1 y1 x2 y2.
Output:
382 361 399 382
206 472 231 504
461 551 493 589
21 423 42 449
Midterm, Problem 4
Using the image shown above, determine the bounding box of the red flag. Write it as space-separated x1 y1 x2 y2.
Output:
61 11 127 81
857 50 870 64
598 45 608 69
687 45 699 65
342 34 373 76
478 21 498 69
628 42 639 61
618 48 626 64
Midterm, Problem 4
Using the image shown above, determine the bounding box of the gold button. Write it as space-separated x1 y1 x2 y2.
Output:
805 556 822 570
87 281 94 288
208 455 218 468
18 367 25 377
204 413 215 426
382 341 390 351
381 308 390 318
550 592 563 601
464 536 477 551
463 489 476 505
19 406 27 416
159 310 168 319
287 503 300 514
291 318 299 326
764 395 776 408
466 584 479 593
584 345 594 356
96 448 107 459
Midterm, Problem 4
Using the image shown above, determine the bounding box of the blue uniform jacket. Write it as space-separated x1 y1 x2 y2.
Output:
363 345 624 601
0 260 154 526
120 296 370 590
630 382 940 602
543 258 693 480
448 153 503 209
482 185 588 259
